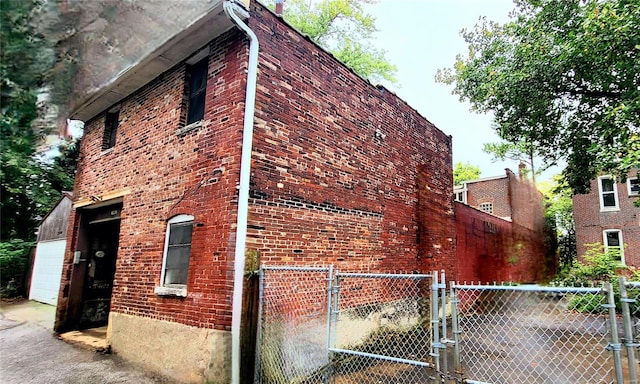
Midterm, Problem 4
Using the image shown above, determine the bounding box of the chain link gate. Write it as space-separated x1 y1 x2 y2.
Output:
449 282 621 384
328 271 437 383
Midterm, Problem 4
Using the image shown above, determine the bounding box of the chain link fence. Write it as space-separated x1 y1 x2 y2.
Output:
255 266 333 384
329 272 434 383
255 267 639 384
451 283 615 384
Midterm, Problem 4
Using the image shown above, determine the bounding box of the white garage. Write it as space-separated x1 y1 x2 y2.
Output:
28 192 72 306
29 239 66 305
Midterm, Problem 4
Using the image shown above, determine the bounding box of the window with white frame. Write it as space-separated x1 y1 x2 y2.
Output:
598 176 619 211
454 188 467 204
603 229 624 264
159 215 194 289
478 202 493 214
628 177 639 196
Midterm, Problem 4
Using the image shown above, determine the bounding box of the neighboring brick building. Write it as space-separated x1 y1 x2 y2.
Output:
54 1 455 382
453 168 553 282
573 170 640 266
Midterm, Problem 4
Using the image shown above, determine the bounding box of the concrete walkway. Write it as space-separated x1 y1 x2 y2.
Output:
0 299 168 384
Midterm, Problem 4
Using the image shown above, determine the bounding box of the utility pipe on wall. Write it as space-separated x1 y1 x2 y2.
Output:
223 1 259 384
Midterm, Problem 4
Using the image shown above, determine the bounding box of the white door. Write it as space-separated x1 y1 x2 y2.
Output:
29 239 66 306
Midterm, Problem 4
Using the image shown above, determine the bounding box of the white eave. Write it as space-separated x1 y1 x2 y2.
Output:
71 0 246 122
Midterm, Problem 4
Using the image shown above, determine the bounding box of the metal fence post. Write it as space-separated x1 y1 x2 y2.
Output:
619 276 638 384
605 282 625 384
253 267 265 384
450 282 461 378
431 270 441 374
440 270 449 381
324 265 334 384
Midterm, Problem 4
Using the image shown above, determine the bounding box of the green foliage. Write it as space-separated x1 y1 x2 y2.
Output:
539 175 576 270
553 244 623 287
453 162 481 185
0 239 34 297
275 0 398 84
437 0 640 194
567 292 603 313
1 0 76 241
483 140 541 182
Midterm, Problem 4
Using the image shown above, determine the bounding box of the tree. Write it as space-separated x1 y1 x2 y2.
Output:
437 0 640 194
275 0 398 84
453 162 481 185
483 140 539 183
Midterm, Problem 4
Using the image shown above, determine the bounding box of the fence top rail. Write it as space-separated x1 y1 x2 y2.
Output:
452 283 603 294
337 272 432 279
261 265 331 272
625 281 640 288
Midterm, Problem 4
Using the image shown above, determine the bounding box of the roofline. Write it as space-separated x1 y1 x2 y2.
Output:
71 1 245 121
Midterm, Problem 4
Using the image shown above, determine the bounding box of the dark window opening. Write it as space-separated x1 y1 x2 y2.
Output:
186 58 208 125
102 110 119 149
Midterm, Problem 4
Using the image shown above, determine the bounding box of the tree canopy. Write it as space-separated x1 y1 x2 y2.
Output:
276 0 397 84
1 0 75 241
453 162 481 185
437 0 640 193
483 140 540 183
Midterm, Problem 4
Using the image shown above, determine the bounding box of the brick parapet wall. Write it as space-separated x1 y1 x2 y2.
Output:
455 202 553 283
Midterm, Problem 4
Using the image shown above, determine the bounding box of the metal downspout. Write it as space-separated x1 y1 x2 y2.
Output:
223 2 259 383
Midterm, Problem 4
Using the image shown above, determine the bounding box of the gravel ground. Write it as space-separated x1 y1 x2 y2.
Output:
0 307 169 384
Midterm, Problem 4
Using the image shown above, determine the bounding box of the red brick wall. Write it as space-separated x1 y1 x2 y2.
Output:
455 203 553 283
508 172 546 232
573 171 640 266
466 176 511 219
247 3 455 276
56 29 248 332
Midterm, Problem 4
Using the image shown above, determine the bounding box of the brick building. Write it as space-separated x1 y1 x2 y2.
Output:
573 170 640 266
453 168 553 282
54 1 455 382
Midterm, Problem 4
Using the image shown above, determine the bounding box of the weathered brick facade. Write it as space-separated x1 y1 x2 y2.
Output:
573 171 640 266
455 203 554 283
55 3 454 382
454 169 553 283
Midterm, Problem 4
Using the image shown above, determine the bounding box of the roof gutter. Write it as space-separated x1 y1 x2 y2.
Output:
223 1 259 384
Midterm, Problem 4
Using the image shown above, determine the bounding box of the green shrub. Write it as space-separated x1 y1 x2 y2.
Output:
0 239 34 298
552 243 623 287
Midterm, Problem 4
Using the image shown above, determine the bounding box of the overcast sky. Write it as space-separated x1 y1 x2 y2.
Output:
365 0 554 180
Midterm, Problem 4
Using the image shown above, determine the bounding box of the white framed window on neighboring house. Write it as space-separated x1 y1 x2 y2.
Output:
478 202 493 214
603 229 624 264
598 175 619 211
628 177 639 197
154 214 194 297
454 187 467 204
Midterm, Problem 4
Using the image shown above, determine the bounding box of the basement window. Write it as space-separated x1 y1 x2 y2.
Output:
478 202 493 214
155 214 194 297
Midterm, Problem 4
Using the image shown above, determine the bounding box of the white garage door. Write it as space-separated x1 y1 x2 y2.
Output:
29 239 66 306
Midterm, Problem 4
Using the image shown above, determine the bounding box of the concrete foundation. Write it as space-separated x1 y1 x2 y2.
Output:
107 312 230 383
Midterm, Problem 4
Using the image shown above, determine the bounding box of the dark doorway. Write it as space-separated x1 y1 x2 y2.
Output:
78 208 121 329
